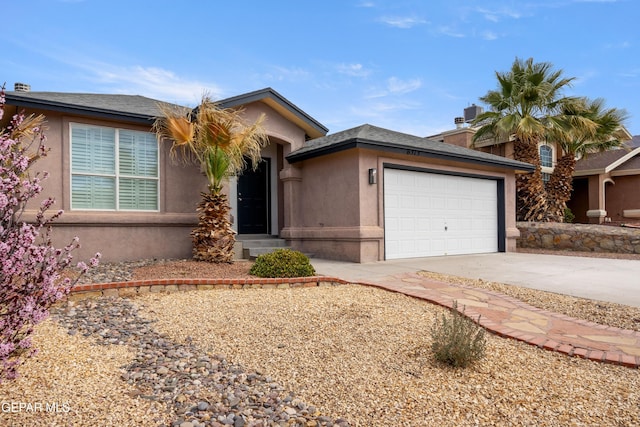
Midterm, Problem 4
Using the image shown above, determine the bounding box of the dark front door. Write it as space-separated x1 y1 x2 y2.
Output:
237 158 270 234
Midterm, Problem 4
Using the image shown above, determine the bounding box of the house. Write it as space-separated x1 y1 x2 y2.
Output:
429 109 637 225
567 137 640 224
4 85 533 263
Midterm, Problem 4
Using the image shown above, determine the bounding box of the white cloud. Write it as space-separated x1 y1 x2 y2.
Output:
436 26 465 38
618 68 640 78
476 6 522 22
347 100 420 123
364 77 422 99
262 65 311 82
336 63 371 77
378 15 428 29
482 30 499 40
387 77 422 95
603 40 631 49
88 64 220 105
572 69 598 86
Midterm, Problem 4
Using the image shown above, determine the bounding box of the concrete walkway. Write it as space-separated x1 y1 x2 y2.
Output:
312 252 640 307
311 254 640 368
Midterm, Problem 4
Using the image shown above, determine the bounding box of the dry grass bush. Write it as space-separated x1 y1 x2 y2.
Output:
430 301 487 368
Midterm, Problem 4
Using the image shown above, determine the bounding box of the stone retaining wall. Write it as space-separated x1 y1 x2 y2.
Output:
517 222 640 254
68 276 348 300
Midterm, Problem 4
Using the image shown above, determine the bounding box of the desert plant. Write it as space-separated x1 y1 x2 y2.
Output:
473 57 575 221
249 249 316 278
153 97 269 263
474 58 627 222
430 301 486 368
545 98 628 222
564 207 575 223
0 86 100 382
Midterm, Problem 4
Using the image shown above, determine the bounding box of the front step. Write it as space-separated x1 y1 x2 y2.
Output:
236 235 290 260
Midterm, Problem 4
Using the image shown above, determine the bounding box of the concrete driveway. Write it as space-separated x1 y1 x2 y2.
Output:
311 252 640 307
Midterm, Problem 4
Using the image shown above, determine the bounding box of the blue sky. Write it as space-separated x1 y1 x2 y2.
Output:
3 0 639 137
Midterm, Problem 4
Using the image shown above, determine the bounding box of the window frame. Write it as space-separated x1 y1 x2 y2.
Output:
69 123 160 212
538 142 555 183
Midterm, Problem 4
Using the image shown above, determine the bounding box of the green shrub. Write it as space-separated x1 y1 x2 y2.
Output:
249 249 316 278
564 207 575 223
430 301 486 368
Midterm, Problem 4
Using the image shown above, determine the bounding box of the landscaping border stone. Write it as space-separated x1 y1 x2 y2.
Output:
517 222 640 254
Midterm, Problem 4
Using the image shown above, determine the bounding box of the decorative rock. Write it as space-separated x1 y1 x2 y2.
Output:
284 407 298 415
51 296 350 427
518 222 640 254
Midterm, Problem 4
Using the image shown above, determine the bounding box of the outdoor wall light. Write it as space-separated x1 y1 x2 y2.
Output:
368 168 377 184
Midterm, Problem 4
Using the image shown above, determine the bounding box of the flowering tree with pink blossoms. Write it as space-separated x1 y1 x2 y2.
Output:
0 86 100 381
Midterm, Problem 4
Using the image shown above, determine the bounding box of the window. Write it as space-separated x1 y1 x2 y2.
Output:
540 145 553 168
71 124 159 211
539 144 554 184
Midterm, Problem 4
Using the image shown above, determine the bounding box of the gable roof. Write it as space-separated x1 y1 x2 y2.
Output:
4 91 175 124
574 145 640 176
5 87 329 139
219 87 328 139
287 124 535 172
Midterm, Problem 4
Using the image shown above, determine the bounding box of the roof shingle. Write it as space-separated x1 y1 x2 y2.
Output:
287 124 534 171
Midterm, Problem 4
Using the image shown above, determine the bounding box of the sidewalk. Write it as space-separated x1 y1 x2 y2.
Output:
311 252 640 307
354 272 640 369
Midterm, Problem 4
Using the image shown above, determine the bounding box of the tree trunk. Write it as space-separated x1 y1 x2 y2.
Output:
191 192 236 263
545 154 577 222
513 139 549 221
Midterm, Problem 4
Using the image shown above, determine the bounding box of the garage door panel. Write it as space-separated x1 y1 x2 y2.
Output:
400 217 415 231
384 168 498 259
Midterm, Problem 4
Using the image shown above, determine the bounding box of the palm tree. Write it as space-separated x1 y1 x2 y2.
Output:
545 98 629 222
154 96 269 263
472 57 575 221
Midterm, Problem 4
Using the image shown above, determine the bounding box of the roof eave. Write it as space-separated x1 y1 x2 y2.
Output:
611 168 640 177
218 88 328 139
5 94 154 125
604 146 640 173
573 169 605 177
287 138 535 172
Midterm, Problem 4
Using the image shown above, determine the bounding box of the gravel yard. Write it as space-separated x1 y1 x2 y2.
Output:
1 253 639 426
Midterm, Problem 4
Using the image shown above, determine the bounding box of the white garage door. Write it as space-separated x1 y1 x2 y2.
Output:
384 168 498 259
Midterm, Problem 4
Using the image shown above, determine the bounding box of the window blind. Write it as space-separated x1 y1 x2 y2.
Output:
70 124 159 211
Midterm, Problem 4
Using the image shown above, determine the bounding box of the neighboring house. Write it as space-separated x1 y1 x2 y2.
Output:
567 138 640 224
430 110 636 225
430 119 568 184
4 85 532 263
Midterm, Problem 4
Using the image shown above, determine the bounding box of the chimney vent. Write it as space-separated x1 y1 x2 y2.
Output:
14 82 31 92
454 116 465 129
464 104 483 123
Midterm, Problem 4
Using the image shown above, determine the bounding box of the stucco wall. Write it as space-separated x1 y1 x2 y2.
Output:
12 108 206 262
604 175 640 223
285 147 520 262
283 150 375 261
7 100 312 262
517 222 640 254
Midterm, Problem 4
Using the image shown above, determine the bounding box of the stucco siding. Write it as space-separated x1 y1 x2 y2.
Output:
11 108 205 262
605 175 640 222
284 147 519 262
299 151 361 227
